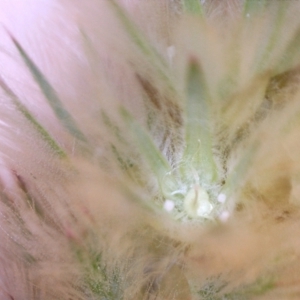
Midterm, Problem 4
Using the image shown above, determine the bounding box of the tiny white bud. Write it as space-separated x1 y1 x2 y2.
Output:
217 193 227 203
219 211 230 222
164 200 175 212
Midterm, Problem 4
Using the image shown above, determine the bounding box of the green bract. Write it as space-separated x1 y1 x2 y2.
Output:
1 1 300 299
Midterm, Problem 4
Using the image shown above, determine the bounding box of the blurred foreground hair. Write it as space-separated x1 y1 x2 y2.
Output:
1 0 300 299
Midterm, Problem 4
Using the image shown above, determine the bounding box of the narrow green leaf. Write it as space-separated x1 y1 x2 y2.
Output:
109 0 152 57
101 111 127 145
0 78 66 158
119 182 161 214
9 33 87 143
243 0 267 16
15 173 45 217
183 59 218 182
108 0 177 94
120 108 172 182
183 0 203 14
224 276 274 298
222 141 258 197
251 2 288 73
276 25 300 74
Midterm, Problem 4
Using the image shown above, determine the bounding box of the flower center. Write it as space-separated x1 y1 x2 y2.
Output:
184 185 213 218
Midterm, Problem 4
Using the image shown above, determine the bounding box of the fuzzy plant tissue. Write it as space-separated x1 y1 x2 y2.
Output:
1 0 300 299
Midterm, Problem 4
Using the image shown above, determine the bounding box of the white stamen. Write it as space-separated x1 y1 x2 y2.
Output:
219 211 230 222
217 193 227 203
164 200 175 212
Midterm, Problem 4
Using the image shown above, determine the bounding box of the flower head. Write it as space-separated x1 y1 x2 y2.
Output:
1 0 300 299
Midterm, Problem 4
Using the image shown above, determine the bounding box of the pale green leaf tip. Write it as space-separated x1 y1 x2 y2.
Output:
9 32 88 145
0 77 67 159
183 0 203 15
183 57 218 182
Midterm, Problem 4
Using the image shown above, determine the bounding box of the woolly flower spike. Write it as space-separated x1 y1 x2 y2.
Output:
2 0 300 299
